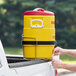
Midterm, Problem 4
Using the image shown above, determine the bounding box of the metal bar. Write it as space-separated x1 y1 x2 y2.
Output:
8 59 51 68
22 36 37 60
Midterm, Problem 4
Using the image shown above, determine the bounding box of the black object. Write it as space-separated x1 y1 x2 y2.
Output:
22 41 55 45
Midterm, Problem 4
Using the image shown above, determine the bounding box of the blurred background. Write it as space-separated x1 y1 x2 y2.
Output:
0 0 76 62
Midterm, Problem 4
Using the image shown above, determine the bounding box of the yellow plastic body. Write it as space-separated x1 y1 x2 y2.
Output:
23 15 55 59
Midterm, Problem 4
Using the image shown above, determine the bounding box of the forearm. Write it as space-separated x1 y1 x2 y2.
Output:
62 63 76 71
63 49 76 58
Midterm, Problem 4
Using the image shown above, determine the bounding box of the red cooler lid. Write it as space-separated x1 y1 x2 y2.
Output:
24 8 54 15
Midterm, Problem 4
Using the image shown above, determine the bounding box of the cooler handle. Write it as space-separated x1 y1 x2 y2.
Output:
31 19 43 28
33 8 45 12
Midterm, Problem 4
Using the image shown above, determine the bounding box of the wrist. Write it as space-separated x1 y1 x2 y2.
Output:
62 49 68 54
62 62 69 69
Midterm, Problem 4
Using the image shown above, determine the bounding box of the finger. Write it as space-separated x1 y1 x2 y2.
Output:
52 59 56 62
53 50 57 54
52 59 55 62
54 52 59 55
53 48 58 53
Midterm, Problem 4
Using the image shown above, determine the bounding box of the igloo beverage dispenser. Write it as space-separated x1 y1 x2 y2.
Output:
22 8 55 59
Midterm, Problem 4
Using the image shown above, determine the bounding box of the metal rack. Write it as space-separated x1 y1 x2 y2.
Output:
22 36 37 60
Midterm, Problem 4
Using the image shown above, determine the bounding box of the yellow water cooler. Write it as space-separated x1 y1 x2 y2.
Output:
22 8 55 59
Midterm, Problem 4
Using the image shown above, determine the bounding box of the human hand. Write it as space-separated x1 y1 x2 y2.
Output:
53 47 65 55
52 59 64 69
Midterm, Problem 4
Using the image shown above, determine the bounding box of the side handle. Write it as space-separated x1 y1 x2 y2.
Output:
31 19 43 28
